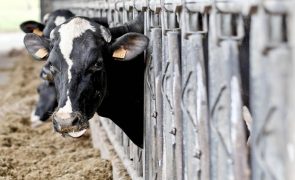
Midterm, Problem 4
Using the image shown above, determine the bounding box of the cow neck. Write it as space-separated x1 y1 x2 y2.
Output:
109 25 129 39
96 53 145 147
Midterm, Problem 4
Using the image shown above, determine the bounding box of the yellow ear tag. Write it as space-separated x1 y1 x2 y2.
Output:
33 28 43 36
112 47 127 59
34 48 48 59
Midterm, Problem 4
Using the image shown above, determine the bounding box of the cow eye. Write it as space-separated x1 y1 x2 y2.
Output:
88 61 103 72
95 91 101 97
49 64 58 73
41 66 54 81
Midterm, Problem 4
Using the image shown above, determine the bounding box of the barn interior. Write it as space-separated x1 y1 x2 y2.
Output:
0 0 294 180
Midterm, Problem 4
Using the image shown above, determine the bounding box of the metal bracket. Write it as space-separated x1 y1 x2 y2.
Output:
123 0 134 23
183 10 208 39
148 9 161 30
216 12 245 42
162 2 182 34
262 3 289 55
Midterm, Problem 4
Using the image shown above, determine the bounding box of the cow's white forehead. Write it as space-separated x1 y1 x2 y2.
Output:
43 13 50 23
59 17 96 38
54 16 67 26
58 17 96 71
57 17 96 114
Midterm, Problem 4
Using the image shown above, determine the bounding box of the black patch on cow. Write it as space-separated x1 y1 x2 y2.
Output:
35 82 57 121
43 9 75 37
42 26 70 109
67 31 107 119
97 52 145 147
91 17 109 28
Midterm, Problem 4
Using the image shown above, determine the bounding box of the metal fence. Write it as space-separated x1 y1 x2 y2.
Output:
50 0 295 179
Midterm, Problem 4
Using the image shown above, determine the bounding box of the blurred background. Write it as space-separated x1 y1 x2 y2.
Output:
0 0 40 32
0 0 40 52
0 2 113 179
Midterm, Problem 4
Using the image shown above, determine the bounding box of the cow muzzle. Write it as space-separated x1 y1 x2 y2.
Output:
52 112 88 138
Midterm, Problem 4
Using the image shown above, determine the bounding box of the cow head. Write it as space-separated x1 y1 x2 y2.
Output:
24 17 148 137
31 81 57 128
20 9 75 38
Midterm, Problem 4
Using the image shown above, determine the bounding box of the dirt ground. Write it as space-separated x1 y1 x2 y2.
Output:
0 49 112 180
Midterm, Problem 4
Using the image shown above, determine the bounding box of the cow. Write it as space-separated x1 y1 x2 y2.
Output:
20 10 75 127
31 81 57 128
21 9 109 127
23 14 148 147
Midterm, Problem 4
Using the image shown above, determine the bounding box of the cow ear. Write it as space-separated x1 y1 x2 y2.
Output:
24 33 50 60
20 21 45 36
109 33 149 61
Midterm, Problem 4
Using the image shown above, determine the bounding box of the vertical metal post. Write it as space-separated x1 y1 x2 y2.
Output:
152 27 164 180
250 1 291 180
287 2 295 180
208 1 249 180
161 1 182 179
40 0 53 20
180 1 211 180
145 0 163 179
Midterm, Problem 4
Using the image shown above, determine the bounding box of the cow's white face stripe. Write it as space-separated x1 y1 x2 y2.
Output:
43 13 50 23
58 98 73 115
50 29 55 40
57 18 96 114
54 16 66 26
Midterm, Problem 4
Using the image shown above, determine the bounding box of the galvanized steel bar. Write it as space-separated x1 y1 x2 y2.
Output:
160 2 181 180
250 1 292 180
208 1 249 180
181 1 211 180
151 27 164 180
286 2 295 180
145 0 163 178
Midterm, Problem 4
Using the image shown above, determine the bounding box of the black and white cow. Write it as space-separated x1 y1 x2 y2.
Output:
20 10 75 127
24 14 148 147
31 81 57 127
21 9 109 127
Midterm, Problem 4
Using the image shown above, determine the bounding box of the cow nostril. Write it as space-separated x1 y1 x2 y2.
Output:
71 117 79 126
52 118 61 132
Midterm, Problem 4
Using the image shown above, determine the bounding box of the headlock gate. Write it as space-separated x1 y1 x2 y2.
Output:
49 0 295 179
